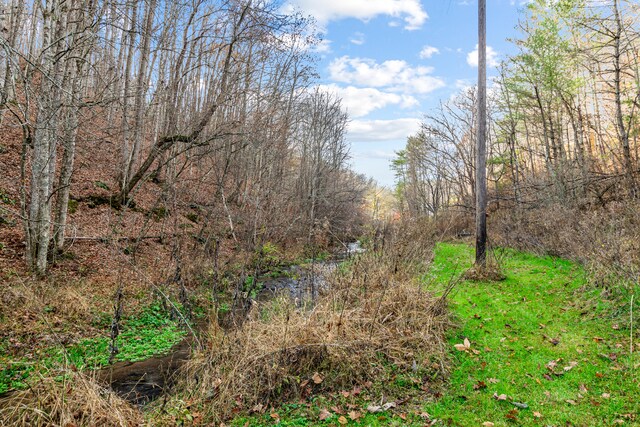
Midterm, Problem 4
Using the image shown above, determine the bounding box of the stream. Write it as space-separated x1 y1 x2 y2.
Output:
100 243 363 405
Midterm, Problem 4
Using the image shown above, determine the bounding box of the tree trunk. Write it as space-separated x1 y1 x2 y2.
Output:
613 0 636 197
27 0 66 274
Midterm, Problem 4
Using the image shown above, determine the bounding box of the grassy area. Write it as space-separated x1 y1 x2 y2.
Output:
0 303 186 394
225 243 638 426
425 243 638 426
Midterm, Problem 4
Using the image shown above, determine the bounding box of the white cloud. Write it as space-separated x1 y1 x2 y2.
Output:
312 39 332 53
350 32 365 45
466 44 500 68
285 0 428 30
419 45 440 59
319 84 418 118
328 56 446 95
348 118 421 141
359 150 397 160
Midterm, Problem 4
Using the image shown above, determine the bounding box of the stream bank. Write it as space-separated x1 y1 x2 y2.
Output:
100 244 363 405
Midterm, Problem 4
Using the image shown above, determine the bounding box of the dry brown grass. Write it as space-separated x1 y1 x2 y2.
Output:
0 371 142 426
490 201 640 287
463 262 506 282
148 225 450 424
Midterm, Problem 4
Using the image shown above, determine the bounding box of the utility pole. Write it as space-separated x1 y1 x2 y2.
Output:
476 0 488 266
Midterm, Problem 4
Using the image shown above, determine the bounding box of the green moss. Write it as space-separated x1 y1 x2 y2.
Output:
186 212 199 223
148 205 170 221
93 180 110 191
67 198 79 214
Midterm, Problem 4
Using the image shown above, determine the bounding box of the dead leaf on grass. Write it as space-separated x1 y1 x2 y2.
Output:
318 409 332 421
454 338 471 352
348 411 361 420
312 372 323 384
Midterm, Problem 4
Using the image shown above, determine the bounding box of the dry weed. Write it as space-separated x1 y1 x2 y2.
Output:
0 371 142 426
149 228 449 424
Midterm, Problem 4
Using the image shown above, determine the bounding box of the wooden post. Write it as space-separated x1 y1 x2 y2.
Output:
476 0 487 266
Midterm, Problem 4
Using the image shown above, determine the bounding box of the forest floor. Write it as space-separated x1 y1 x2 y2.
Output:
229 243 639 426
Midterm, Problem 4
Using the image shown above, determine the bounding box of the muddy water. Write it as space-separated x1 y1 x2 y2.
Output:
98 339 192 405
101 247 360 405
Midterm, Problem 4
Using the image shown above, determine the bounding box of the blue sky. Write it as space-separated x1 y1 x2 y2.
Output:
284 0 528 187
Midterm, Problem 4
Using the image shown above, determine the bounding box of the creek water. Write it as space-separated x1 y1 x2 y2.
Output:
100 243 363 405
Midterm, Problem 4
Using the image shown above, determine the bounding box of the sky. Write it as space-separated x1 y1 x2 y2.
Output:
283 0 528 187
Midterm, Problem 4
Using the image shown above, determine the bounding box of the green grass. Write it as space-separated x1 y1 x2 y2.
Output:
425 243 639 426
224 243 638 426
0 303 186 394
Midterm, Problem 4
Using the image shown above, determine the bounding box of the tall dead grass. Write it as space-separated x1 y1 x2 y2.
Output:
0 371 142 426
149 224 449 424
491 202 640 285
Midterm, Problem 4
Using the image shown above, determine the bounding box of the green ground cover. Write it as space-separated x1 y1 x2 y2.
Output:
425 243 638 426
229 243 638 426
0 303 186 394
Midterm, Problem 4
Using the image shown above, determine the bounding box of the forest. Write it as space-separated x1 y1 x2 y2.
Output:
0 0 638 426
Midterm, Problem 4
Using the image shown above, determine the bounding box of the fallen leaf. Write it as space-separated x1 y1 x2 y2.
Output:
454 338 471 352
505 409 519 420
338 416 348 425
564 361 578 372
579 384 588 393
473 381 487 390
367 405 382 413
348 411 361 420
487 378 499 384
493 393 507 401
312 372 323 384
533 411 542 418
565 399 577 405
340 390 350 398
270 412 280 419
318 409 332 421
482 423 495 427
602 393 610 399
399 413 407 420
382 402 397 410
